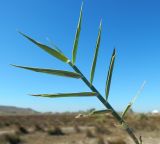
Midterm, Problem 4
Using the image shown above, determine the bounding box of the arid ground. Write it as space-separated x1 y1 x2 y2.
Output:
0 113 159 144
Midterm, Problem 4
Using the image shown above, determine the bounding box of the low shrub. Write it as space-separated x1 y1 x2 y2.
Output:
4 134 22 144
48 126 64 136
108 139 126 144
74 124 81 133
85 129 95 138
97 136 105 144
95 124 111 135
34 124 45 132
16 125 29 135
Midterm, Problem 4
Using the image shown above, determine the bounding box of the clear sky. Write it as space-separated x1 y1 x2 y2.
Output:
0 0 160 112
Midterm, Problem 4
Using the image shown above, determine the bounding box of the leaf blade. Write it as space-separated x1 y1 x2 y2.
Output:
90 109 112 115
90 21 102 84
72 2 83 64
19 32 69 63
105 48 116 101
121 103 132 120
121 81 146 120
46 37 63 54
12 64 81 78
31 92 97 98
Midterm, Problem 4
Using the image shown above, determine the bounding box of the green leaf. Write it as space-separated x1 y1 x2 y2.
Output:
105 48 116 101
130 81 146 105
46 37 63 53
72 2 83 64
31 92 97 98
90 109 112 115
90 20 102 84
121 103 132 120
19 32 69 63
121 81 146 120
11 64 81 78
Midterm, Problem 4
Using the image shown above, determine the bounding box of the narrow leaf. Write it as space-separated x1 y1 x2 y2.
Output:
121 81 146 120
12 64 81 78
75 114 86 119
90 20 102 84
46 37 63 53
121 103 132 120
105 48 116 101
131 81 146 105
72 2 83 64
90 109 112 115
19 32 69 63
31 92 97 98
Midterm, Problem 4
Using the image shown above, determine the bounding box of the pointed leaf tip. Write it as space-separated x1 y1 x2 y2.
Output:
105 48 116 101
113 48 116 54
12 64 81 78
81 1 84 11
72 3 83 64
121 103 132 120
90 109 112 115
19 32 69 63
31 92 97 98
100 19 102 27
121 81 146 120
90 21 102 84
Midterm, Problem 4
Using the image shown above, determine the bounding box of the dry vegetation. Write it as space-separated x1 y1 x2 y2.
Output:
0 113 159 144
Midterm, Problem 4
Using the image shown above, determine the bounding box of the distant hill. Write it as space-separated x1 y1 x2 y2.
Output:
0 105 40 115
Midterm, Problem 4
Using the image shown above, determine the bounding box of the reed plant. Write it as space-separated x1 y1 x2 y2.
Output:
12 2 143 144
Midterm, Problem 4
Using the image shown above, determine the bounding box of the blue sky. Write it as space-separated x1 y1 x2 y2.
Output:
0 0 160 112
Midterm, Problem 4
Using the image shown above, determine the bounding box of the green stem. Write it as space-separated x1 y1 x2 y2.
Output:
68 61 140 144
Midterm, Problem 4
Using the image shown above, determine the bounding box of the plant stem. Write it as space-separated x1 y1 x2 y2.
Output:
68 61 140 144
